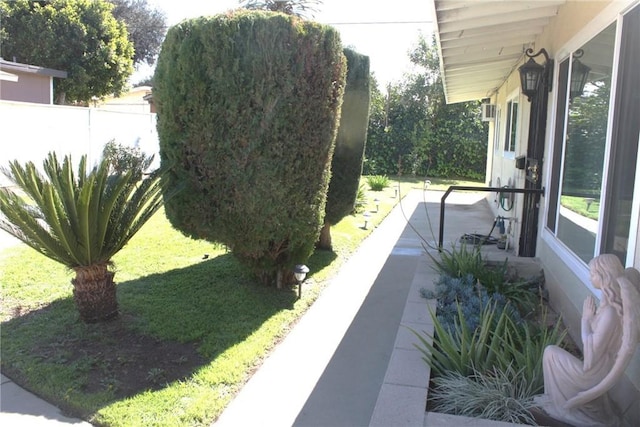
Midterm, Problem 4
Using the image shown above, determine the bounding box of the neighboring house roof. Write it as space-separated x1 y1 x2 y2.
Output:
0 70 19 82
0 58 67 79
102 86 152 105
430 0 565 103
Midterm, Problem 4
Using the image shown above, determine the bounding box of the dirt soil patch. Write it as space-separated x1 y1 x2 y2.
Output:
7 314 206 401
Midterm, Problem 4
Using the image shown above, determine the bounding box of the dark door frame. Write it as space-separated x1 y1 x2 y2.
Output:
519 54 554 257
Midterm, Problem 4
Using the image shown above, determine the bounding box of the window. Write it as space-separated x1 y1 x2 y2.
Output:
504 100 518 152
546 5 640 266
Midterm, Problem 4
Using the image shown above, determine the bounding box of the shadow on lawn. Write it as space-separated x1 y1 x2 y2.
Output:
1 251 336 418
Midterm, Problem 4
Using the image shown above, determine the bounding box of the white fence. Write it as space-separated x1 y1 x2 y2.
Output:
0 100 159 187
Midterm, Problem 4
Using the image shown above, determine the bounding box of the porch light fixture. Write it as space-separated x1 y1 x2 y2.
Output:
569 49 591 100
293 264 309 298
518 48 552 102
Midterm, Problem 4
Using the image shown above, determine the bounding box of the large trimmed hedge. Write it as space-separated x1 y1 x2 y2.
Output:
153 10 346 286
318 48 370 249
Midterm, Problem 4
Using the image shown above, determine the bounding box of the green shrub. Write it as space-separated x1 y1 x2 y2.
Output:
352 183 367 214
430 366 538 425
412 299 509 378
366 175 389 191
318 48 370 249
411 298 566 393
421 274 522 333
428 244 539 314
153 10 346 286
429 242 484 279
324 48 370 225
102 140 153 180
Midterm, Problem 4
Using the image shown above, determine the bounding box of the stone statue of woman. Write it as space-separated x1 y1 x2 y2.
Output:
536 254 640 427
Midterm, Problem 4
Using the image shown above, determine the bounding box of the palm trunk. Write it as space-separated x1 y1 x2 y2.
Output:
72 263 118 323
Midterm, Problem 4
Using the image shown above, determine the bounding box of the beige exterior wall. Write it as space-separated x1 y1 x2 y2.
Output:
484 0 640 420
485 62 531 253
0 72 52 104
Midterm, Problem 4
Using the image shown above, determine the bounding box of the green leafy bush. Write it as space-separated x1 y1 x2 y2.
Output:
429 366 538 425
324 48 370 225
421 274 522 333
319 48 370 249
102 140 153 180
429 242 484 279
366 175 389 191
428 243 539 314
411 298 566 394
352 183 367 214
153 10 346 286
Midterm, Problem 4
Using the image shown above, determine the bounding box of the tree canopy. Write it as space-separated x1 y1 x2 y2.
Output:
364 35 487 180
240 0 322 18
0 0 134 104
109 0 167 65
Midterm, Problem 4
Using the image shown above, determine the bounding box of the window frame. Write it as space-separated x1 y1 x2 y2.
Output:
542 2 640 292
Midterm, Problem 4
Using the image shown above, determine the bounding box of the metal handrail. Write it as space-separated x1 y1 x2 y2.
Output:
438 186 545 250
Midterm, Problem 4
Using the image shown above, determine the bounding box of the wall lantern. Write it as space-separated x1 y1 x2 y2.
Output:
518 48 552 102
293 264 309 298
569 49 591 100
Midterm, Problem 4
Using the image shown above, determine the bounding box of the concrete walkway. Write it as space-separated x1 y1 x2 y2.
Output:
216 189 526 427
1 189 528 426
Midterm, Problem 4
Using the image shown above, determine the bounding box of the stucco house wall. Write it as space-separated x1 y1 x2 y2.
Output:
0 59 67 104
482 1 639 420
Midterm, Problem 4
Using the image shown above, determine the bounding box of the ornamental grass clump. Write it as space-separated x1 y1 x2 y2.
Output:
429 365 539 425
412 299 566 393
366 175 390 191
153 10 346 287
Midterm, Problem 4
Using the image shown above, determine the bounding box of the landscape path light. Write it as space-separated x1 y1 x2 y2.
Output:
293 264 309 298
363 212 371 230
374 198 380 213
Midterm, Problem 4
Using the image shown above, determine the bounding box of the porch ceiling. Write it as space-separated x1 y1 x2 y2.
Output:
431 0 566 103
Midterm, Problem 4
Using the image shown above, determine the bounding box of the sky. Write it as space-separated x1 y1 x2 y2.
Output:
135 0 434 90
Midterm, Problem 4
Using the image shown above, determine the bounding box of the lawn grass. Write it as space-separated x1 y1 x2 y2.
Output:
0 175 480 425
560 195 600 220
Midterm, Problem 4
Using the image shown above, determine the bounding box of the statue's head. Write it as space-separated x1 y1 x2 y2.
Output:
589 254 624 288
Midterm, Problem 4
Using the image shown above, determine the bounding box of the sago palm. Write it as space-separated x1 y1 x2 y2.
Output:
0 152 167 323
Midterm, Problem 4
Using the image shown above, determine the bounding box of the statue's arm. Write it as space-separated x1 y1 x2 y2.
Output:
582 306 621 372
580 295 597 371
566 276 640 409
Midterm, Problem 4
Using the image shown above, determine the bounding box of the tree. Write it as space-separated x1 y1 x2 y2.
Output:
154 10 346 287
240 0 322 18
362 75 395 175
0 153 167 323
0 0 134 104
364 34 487 179
318 48 370 250
109 0 167 65
410 35 487 179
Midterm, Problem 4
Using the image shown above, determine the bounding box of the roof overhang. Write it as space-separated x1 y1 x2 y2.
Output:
0 58 67 79
430 0 565 103
0 70 19 82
